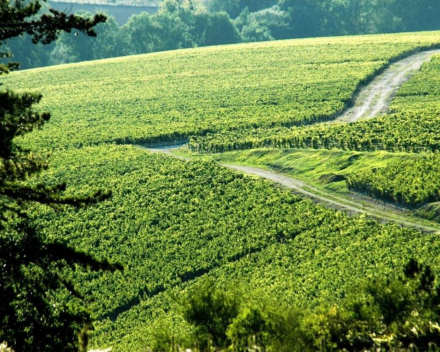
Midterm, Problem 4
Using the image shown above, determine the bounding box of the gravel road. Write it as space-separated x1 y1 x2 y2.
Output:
337 49 440 122
143 49 440 232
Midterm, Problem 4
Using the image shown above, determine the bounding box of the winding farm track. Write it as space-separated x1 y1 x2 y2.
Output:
141 146 440 233
337 49 440 122
144 49 440 233
224 165 440 233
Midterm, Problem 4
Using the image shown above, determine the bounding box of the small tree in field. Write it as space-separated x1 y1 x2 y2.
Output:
0 1 121 351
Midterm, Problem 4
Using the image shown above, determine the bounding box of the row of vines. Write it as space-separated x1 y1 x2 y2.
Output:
30 145 440 350
189 55 440 154
188 52 440 210
3 32 440 150
5 32 440 350
346 153 440 206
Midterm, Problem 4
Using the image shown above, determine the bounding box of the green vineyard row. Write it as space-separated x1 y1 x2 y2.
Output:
2 32 438 150
190 53 440 154
29 145 440 350
346 153 440 206
4 32 440 350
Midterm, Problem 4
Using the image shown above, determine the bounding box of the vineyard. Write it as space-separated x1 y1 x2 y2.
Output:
30 145 440 350
346 153 440 207
3 32 440 150
3 31 440 350
188 51 440 155
187 39 440 212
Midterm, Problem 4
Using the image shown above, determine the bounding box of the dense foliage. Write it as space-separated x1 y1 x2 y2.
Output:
175 260 440 352
3 0 240 69
4 0 440 69
187 52 440 212
177 259 440 351
5 31 440 350
189 54 440 154
346 153 440 207
23 145 440 351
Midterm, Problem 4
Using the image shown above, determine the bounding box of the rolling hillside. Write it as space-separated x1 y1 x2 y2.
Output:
4 31 440 350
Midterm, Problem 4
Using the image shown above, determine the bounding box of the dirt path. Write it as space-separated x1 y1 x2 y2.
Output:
140 145 190 161
142 49 440 233
140 145 440 233
337 49 440 122
224 165 440 233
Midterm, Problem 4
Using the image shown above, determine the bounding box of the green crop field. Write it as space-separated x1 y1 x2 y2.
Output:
197 53 440 154
4 31 440 350
196 38 440 214
4 31 440 150
30 145 440 350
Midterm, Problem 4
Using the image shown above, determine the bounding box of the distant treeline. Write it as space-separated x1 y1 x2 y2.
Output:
5 0 440 69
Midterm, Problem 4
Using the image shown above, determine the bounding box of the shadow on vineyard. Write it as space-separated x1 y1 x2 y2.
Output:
101 228 295 323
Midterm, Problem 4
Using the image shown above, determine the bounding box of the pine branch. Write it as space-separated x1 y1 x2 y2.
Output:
0 0 107 44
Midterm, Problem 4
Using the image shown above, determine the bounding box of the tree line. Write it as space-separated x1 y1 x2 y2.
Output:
4 0 440 69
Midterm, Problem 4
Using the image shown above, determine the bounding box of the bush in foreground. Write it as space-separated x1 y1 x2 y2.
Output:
151 259 440 351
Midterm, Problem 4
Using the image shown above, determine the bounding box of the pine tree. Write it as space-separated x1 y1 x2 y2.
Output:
0 1 121 351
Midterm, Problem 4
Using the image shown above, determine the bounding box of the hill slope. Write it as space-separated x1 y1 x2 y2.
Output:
3 32 440 350
5 31 440 150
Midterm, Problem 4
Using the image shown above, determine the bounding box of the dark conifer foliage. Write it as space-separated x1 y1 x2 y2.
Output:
0 1 121 351
0 0 106 44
